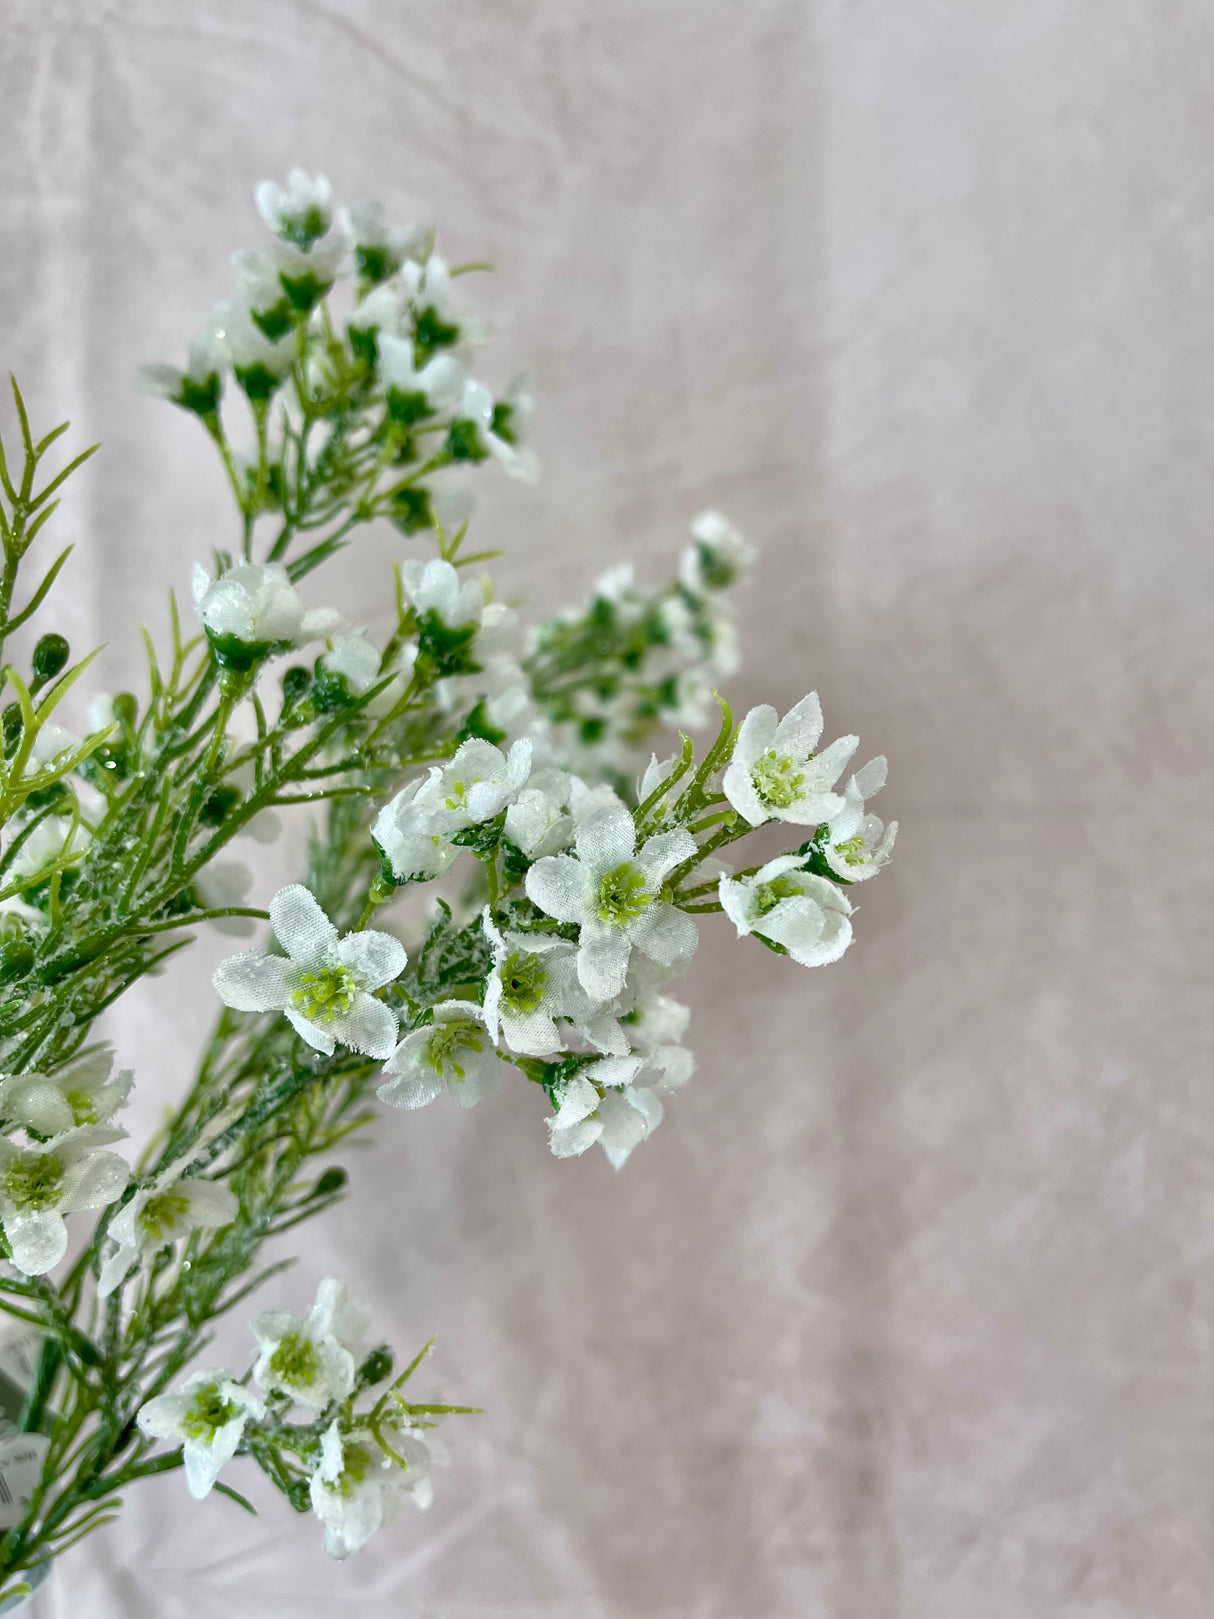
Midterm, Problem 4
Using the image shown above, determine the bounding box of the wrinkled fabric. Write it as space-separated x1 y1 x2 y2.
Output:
1 2 1211 1615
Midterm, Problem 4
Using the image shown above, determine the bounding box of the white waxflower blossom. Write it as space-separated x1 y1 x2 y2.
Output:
137 1369 264 1500
678 510 756 595
256 169 333 248
377 334 464 413
404 737 533 837
525 805 698 1001
209 300 295 394
98 1164 238 1298
252 1277 368 1410
0 1126 129 1275
194 859 256 936
310 1421 403 1559
821 756 898 882
545 1060 663 1162
400 253 457 322
340 200 427 282
401 557 483 631
0 1046 131 1138
450 378 540 484
503 769 573 859
568 777 628 826
372 779 461 885
317 632 410 716
346 283 403 341
192 563 342 663
722 693 858 829
619 987 691 1053
138 326 225 411
481 912 626 1058
212 885 406 1060
378 1000 501 1111
719 855 854 967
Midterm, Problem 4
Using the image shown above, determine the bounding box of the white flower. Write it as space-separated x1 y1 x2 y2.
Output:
310 1421 400 1559
346 283 403 341
372 779 461 885
212 885 406 1059
400 253 458 323
546 1062 662 1162
568 777 628 825
821 756 898 882
341 201 427 282
618 988 690 1053
400 557 483 631
137 1369 264 1500
98 1166 237 1298
404 737 532 837
138 327 225 412
481 912 626 1058
252 1277 368 1410
256 169 333 248
194 860 256 936
0 1046 131 1138
317 632 410 716
678 510 755 595
450 378 540 483
525 805 698 1001
209 300 295 396
0 1126 129 1275
377 334 464 413
378 1001 501 1110
719 855 853 967
503 769 573 859
722 694 858 829
192 563 342 664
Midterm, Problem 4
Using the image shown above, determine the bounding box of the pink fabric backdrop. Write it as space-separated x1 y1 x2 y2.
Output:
1 2 1211 1614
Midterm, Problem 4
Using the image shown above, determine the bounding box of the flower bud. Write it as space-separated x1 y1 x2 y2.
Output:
31 634 70 687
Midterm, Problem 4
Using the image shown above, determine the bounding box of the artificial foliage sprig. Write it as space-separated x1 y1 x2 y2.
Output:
0 168 897 1601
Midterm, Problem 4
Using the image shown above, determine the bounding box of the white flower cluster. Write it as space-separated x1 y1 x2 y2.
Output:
138 1277 443 1558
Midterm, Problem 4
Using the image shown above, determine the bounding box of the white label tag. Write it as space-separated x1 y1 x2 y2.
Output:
0 1433 49 1529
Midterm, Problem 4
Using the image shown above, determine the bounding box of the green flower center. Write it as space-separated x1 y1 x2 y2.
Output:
442 778 470 812
500 952 548 1015
5 1153 64 1213
63 1087 98 1125
596 862 651 927
181 1383 242 1442
425 1022 485 1083
138 1191 191 1243
751 750 807 810
332 1439 376 1498
292 965 358 1024
268 1329 321 1390
835 834 867 866
752 875 804 917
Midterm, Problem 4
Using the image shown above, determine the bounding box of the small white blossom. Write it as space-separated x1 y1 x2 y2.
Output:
0 1046 131 1138
252 1277 369 1411
318 632 410 716
372 779 461 885
404 737 532 837
137 1369 264 1500
450 378 540 484
401 557 483 631
378 1001 501 1110
719 855 853 967
618 987 691 1053
503 769 573 859
546 1060 662 1162
310 1421 402 1559
213 885 405 1060
0 1126 129 1275
209 300 295 394
821 756 898 882
678 510 756 595
340 201 426 282
481 912 626 1058
377 333 464 413
525 804 698 1001
138 327 225 411
723 693 858 829
256 169 333 248
192 563 342 662
98 1164 238 1298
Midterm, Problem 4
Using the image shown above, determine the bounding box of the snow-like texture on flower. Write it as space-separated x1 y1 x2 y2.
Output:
719 855 854 967
252 1277 369 1411
0 1047 131 1138
317 632 410 716
213 885 405 1059
450 378 540 483
821 755 898 882
193 563 341 668
310 1421 410 1559
137 1369 264 1500
98 1162 238 1298
678 510 756 595
525 805 698 1000
405 737 533 837
0 1127 128 1275
502 769 573 859
481 912 626 1058
545 1060 662 1162
377 334 464 413
723 693 858 829
340 200 426 284
372 780 461 885
256 169 333 249
138 328 225 413
209 300 295 396
401 557 483 631
379 1001 500 1111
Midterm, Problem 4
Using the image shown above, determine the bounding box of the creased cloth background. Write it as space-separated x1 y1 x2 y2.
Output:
1 2 1211 1615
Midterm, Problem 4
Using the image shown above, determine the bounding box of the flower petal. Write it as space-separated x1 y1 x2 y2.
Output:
337 928 407 990
629 904 698 969
574 805 636 871
773 693 823 756
212 951 293 1013
270 885 338 969
525 856 586 924
378 1067 444 1111
285 1008 336 1055
58 1150 129 1213
330 995 398 1060
576 928 632 1001
5 1212 67 1275
636 829 697 886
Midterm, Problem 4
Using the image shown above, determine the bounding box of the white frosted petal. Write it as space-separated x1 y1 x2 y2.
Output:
181 1180 239 1227
731 704 778 768
284 1008 336 1055
721 756 769 827
525 856 586 924
636 828 697 885
447 1050 502 1109
5 1212 67 1275
212 952 292 1012
378 1067 443 1109
59 1151 129 1213
576 928 631 1001
337 928 407 990
331 995 398 1060
574 805 636 870
630 904 698 968
548 1116 602 1158
269 885 338 969
772 693 823 756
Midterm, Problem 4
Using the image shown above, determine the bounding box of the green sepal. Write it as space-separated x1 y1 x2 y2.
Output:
413 305 460 361
500 839 530 886
455 698 506 747
416 609 479 677
449 810 506 855
445 420 487 464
